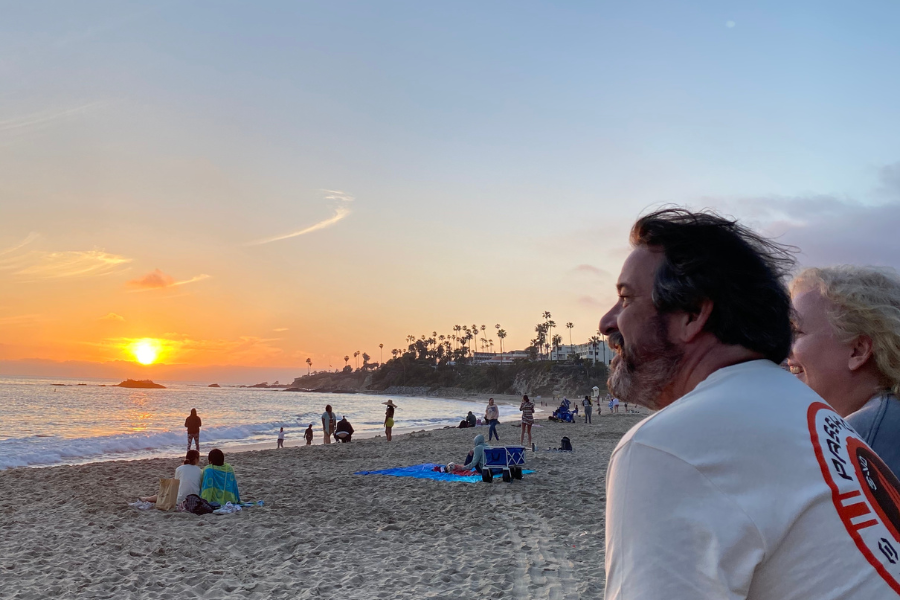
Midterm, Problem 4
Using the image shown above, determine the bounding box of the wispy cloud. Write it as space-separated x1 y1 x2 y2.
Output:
577 295 605 308
0 314 44 327
0 102 105 134
273 327 289 332
126 269 210 291
246 190 354 246
0 233 40 256
0 234 131 280
99 312 125 322
572 264 610 278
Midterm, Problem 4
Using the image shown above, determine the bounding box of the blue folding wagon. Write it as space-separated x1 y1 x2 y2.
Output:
481 445 526 483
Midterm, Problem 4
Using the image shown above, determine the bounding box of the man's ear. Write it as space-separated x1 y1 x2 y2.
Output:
848 335 875 372
672 299 714 343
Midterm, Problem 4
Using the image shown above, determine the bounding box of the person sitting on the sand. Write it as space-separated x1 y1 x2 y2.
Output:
334 416 354 442
466 411 477 428
140 450 203 504
200 448 240 505
463 434 487 473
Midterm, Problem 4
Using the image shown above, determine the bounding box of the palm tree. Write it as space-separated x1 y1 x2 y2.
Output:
551 334 563 359
379 343 384 364
362 352 370 367
566 322 574 347
353 351 360 369
343 355 350 368
545 317 556 356
496 328 507 363
306 357 312 375
589 335 601 366
480 325 486 350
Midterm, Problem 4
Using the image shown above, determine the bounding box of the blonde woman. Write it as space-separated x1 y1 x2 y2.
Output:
789 266 900 476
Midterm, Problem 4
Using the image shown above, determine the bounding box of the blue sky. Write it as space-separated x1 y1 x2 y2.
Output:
1 1 899 373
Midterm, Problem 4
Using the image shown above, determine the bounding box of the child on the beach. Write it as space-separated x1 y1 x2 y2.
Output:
304 423 313 446
277 427 284 448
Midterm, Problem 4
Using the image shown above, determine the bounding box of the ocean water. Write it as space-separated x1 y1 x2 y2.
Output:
0 376 520 470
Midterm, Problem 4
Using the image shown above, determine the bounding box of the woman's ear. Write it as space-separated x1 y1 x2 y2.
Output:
848 335 875 372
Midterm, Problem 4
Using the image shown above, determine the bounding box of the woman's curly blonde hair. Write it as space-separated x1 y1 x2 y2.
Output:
791 266 900 395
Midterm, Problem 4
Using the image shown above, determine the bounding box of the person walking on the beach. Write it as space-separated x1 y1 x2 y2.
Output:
185 408 201 452
304 423 313 446
582 395 593 424
519 394 534 447
613 397 620 413
485 398 500 441
383 400 396 442
277 427 284 449
601 208 900 599
322 405 336 444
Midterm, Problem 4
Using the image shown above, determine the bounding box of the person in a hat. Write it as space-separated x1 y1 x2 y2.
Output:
383 400 396 441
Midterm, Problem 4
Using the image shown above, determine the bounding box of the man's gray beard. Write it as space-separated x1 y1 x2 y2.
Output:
607 318 683 410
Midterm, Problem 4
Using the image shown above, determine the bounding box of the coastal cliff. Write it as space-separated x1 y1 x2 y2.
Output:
288 360 608 399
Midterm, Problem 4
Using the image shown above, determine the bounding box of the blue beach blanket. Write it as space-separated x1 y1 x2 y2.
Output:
355 463 534 483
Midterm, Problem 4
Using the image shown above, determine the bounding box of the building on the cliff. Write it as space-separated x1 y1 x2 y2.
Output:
550 341 613 365
472 350 532 365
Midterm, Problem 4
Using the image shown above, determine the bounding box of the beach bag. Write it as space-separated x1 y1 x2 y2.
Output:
560 437 573 452
183 494 215 515
156 478 179 511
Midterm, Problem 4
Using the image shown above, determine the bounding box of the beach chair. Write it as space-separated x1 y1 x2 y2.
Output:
481 445 527 483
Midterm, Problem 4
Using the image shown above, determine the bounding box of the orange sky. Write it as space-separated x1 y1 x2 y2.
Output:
3 3 900 381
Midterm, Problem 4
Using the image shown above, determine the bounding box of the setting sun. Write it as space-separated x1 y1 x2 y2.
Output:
131 339 160 365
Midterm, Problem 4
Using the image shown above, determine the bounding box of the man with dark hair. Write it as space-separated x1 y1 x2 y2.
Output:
601 208 900 599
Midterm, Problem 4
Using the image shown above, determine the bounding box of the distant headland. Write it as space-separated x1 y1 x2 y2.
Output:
116 379 166 389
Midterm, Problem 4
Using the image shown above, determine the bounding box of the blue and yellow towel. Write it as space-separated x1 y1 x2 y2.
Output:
200 464 241 504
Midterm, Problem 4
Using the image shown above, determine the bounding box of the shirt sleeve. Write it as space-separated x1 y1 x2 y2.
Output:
605 441 765 600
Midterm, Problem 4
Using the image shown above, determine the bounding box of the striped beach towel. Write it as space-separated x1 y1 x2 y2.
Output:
200 464 241 505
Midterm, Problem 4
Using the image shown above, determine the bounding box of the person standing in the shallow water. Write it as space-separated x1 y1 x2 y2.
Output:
185 408 201 452
304 423 313 446
383 400 397 442
322 405 336 444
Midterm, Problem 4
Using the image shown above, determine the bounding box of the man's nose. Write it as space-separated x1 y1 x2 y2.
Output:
599 305 619 336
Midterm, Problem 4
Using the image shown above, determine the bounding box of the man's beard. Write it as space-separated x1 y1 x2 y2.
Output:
607 315 683 410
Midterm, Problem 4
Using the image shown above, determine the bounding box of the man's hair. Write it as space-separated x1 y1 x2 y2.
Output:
631 208 796 363
207 448 225 466
792 265 900 395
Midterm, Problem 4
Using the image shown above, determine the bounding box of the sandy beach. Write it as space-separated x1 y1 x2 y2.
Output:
0 411 646 599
